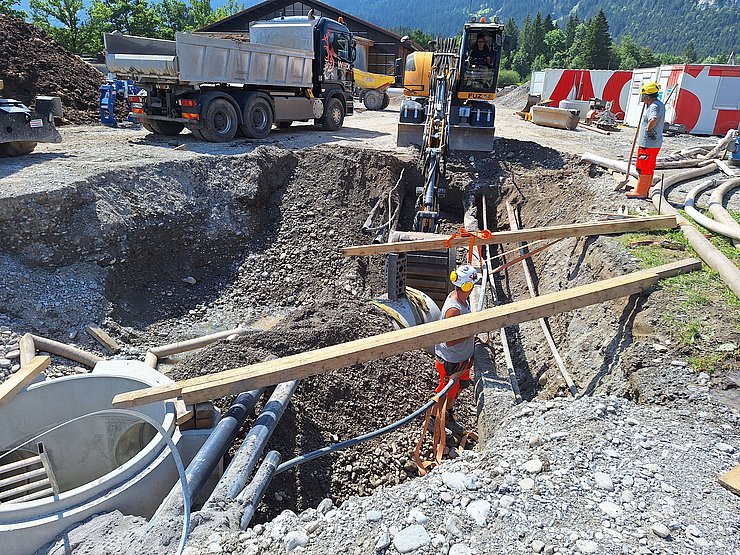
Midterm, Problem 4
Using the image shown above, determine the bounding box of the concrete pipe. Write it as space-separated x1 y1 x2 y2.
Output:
684 179 740 243
708 178 740 248
31 335 103 368
702 129 737 160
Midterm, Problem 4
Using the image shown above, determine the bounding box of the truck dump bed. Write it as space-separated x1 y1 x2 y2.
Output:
105 30 314 88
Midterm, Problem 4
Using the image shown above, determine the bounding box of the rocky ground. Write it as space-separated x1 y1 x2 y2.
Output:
0 100 737 555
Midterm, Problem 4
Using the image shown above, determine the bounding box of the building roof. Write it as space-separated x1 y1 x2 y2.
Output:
200 0 405 43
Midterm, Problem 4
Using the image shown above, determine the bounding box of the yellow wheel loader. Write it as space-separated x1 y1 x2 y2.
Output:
353 68 394 110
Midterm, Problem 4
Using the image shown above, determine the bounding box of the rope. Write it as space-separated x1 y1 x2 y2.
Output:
443 228 493 263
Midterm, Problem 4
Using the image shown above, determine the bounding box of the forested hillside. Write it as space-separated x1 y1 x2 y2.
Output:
329 0 738 57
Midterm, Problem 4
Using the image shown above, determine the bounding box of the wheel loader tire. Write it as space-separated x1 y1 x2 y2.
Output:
0 141 37 157
240 96 273 139
363 90 383 110
381 93 391 110
152 120 185 136
320 98 345 131
201 98 239 143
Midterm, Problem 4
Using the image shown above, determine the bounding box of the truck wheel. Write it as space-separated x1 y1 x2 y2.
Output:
187 126 206 140
321 98 345 131
275 121 293 129
240 97 273 139
363 90 383 110
142 122 158 134
0 141 37 157
381 93 391 110
201 98 238 142
152 121 185 136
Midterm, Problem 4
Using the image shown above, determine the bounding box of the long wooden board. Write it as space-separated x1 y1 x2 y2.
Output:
0 356 51 408
86 325 121 354
112 260 696 408
719 465 740 496
341 215 678 257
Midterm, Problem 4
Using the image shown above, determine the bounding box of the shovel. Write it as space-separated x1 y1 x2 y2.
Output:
615 102 646 191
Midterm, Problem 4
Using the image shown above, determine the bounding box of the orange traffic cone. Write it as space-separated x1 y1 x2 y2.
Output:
627 174 653 199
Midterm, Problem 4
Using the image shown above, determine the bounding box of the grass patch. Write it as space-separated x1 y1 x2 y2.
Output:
688 352 731 375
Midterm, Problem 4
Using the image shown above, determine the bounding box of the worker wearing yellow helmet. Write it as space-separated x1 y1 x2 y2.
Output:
432 264 481 435
628 81 665 199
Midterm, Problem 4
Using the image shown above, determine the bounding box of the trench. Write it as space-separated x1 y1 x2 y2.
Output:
0 140 657 530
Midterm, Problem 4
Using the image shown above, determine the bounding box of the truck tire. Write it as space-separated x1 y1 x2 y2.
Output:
201 98 239 143
321 98 345 131
0 141 37 157
142 122 158 134
275 121 293 129
363 90 383 110
240 96 273 139
152 121 185 136
381 93 391 110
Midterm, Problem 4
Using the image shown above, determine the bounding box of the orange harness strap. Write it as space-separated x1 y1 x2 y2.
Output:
444 228 493 264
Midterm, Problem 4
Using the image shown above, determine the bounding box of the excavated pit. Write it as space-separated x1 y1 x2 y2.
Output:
2 139 733 542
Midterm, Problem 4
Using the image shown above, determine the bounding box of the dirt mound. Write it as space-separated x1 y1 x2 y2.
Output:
496 81 531 109
0 16 103 124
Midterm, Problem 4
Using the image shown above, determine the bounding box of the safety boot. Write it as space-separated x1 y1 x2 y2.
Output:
627 173 653 199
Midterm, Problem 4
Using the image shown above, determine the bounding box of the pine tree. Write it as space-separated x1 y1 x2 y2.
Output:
531 11 546 63
564 14 579 49
583 9 612 69
543 13 555 34
682 40 698 63
504 17 518 52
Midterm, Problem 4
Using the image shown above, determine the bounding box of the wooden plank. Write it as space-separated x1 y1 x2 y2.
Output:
341 216 678 256
175 400 195 426
86 325 121 355
114 271 662 409
719 465 740 496
0 356 51 409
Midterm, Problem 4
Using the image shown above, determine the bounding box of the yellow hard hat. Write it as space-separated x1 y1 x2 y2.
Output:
640 81 661 95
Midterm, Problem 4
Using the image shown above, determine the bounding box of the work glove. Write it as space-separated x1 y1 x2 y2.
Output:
647 129 657 141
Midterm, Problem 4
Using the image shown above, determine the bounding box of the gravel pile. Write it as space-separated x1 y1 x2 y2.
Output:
188 393 739 555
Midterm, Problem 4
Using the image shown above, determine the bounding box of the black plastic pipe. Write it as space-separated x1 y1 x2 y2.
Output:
206 380 299 504
238 450 282 530
275 375 459 475
185 388 264 500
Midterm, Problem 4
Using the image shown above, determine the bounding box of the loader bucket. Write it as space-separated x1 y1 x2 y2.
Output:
448 125 495 152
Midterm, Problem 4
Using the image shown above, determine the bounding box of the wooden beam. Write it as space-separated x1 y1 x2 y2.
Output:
719 465 740 497
341 216 678 257
112 260 697 409
86 325 121 354
0 356 51 408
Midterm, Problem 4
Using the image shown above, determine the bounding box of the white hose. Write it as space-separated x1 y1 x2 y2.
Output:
0 409 191 555
684 179 740 242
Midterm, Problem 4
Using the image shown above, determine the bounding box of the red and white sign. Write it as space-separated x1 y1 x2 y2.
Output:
530 69 633 118
626 64 740 136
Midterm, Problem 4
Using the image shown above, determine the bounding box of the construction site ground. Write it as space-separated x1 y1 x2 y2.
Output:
1 95 738 555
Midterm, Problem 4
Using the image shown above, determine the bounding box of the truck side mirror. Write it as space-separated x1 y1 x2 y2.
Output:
503 35 513 53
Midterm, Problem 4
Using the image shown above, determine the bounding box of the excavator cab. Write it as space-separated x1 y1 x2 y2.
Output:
458 26 501 100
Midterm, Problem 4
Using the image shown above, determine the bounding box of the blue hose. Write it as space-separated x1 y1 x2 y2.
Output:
275 375 459 475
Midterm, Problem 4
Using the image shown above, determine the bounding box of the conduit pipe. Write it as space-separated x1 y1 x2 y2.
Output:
684 180 740 242
238 450 281 530
702 129 737 160
205 380 298 505
275 375 460 476
30 334 103 368
150 327 250 358
153 388 265 523
708 178 740 248
647 163 740 299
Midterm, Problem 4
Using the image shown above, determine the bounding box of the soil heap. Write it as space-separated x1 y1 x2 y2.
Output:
0 15 103 123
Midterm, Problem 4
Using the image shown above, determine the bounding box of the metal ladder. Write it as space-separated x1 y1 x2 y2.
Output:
0 443 59 504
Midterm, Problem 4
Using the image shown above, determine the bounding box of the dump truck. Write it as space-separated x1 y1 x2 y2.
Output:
353 68 393 110
397 19 510 152
104 14 356 142
0 79 62 157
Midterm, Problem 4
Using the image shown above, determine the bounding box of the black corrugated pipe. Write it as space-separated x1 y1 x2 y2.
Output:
151 388 265 524
238 450 282 530
186 388 265 499
205 380 299 505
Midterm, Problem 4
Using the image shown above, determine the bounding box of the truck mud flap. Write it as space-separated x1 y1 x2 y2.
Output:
448 125 495 152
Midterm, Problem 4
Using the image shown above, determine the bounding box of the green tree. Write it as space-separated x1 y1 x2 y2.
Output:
0 0 25 18
156 0 194 39
543 13 555 34
616 34 640 69
682 40 698 63
29 0 84 52
544 28 566 61
566 22 588 68
191 0 243 29
531 11 546 62
582 9 612 69
85 0 162 54
503 17 518 52
497 69 520 87
408 28 434 49
564 14 579 49
639 47 659 68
